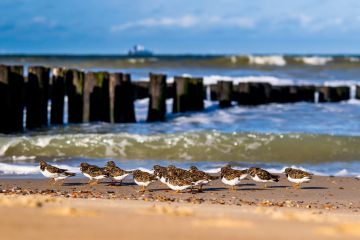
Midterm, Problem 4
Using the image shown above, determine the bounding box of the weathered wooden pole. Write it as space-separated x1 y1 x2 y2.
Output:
356 86 360 99
111 73 136 123
7 66 25 132
0 65 24 133
317 86 350 102
188 77 204 111
209 84 218 101
83 72 111 122
173 76 204 113
147 73 167 122
26 66 50 129
65 69 85 123
217 81 233 108
133 81 150 99
50 68 65 125
237 82 271 105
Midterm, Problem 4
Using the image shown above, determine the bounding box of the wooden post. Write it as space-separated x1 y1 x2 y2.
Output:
147 73 166 122
133 81 149 99
217 81 233 108
237 82 271 105
210 84 218 101
26 66 50 129
65 69 84 123
50 68 65 125
317 86 350 102
188 77 204 111
356 86 360 99
173 76 204 112
173 76 188 113
111 73 136 123
84 72 110 122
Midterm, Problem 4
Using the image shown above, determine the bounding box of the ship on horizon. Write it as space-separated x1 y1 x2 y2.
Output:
128 45 153 57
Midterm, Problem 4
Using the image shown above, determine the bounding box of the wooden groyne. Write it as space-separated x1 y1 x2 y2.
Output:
0 64 355 133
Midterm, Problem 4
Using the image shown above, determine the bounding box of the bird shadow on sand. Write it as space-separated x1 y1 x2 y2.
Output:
301 186 328 190
269 185 290 189
203 187 227 192
62 182 87 186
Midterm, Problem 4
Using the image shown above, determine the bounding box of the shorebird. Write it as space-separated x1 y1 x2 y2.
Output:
248 167 279 188
132 169 157 192
80 162 109 185
165 175 194 193
104 161 132 185
189 166 218 192
220 165 248 191
39 161 75 185
153 165 168 184
284 167 312 189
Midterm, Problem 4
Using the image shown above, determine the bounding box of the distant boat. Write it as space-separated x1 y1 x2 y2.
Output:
128 45 153 56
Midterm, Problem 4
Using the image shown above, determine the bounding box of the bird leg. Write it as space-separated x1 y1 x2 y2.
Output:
198 185 204 193
48 178 54 185
139 186 145 193
263 184 268 189
293 183 301 189
89 180 99 186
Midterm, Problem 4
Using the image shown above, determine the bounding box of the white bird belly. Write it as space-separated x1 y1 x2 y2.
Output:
252 175 269 183
221 177 240 186
134 179 151 186
113 174 129 181
41 169 59 179
288 176 311 184
166 183 191 191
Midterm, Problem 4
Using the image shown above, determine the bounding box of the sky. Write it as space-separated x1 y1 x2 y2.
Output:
1 0 360 54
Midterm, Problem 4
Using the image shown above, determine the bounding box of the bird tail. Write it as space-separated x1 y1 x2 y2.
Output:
271 174 280 182
65 172 76 177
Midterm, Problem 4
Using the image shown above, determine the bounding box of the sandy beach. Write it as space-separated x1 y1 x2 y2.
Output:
0 175 359 240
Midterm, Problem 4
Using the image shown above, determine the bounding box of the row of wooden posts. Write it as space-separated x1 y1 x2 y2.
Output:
0 65 357 134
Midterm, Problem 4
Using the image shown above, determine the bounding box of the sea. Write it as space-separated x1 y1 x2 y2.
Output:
1 54 360 178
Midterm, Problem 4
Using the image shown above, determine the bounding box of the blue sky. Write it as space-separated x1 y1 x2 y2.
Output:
1 0 360 54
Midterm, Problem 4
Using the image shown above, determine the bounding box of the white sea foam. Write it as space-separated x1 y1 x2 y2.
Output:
247 55 286 66
296 56 333 65
201 75 294 86
0 163 40 175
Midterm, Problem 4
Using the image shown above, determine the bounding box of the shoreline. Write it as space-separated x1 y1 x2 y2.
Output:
1 175 359 213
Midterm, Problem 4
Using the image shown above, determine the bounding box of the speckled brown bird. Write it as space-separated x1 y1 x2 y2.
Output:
165 175 194 193
166 165 188 177
133 169 157 192
104 161 132 185
220 165 248 191
153 165 168 184
80 162 109 185
284 167 312 189
248 167 279 188
189 166 218 192
39 161 75 185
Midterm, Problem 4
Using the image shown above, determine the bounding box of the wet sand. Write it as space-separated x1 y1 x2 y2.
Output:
0 176 359 239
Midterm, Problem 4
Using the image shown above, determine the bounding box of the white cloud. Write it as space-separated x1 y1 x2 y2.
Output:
111 15 255 32
292 14 344 32
31 16 58 28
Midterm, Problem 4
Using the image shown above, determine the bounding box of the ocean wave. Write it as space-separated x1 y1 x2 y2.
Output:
201 75 294 86
0 132 360 163
294 56 333 66
247 55 287 66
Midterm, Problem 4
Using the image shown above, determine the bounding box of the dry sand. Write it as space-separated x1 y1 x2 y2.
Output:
0 176 359 240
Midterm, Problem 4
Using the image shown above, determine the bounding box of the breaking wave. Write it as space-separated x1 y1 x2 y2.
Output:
1 132 360 163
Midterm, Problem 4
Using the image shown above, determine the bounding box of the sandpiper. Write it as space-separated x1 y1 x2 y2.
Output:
153 165 168 184
104 161 132 185
189 166 218 192
133 169 157 192
80 162 109 185
165 175 194 193
39 161 75 185
284 167 312 189
220 165 248 191
248 167 279 188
